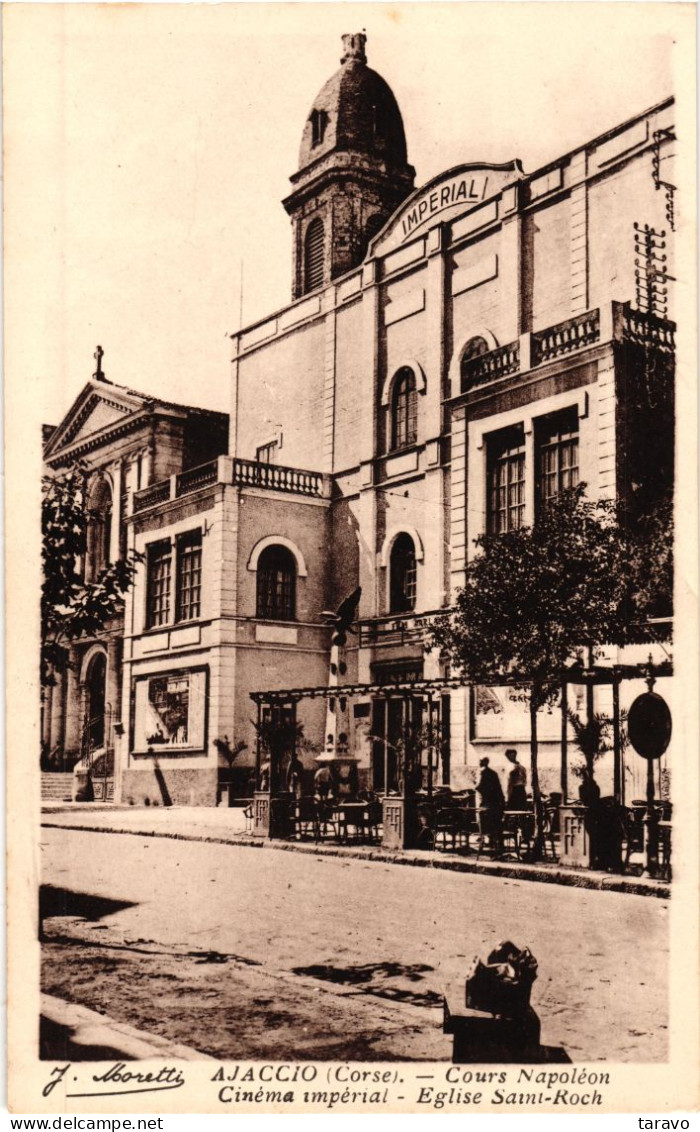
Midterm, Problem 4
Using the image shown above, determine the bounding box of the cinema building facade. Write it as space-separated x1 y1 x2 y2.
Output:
44 35 676 810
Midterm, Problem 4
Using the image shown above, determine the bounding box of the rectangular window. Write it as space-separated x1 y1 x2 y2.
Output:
132 668 208 752
487 426 526 534
176 531 202 622
146 540 172 628
536 408 579 510
256 441 278 464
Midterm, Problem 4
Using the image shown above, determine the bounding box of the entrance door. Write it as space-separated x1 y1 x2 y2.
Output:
84 651 114 801
371 696 424 794
85 652 107 752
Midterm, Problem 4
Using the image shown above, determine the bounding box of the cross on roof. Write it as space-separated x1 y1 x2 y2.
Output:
93 345 105 381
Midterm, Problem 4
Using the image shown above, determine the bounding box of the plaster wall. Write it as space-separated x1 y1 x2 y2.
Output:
235 321 326 469
450 230 515 357
333 298 365 472
588 153 673 318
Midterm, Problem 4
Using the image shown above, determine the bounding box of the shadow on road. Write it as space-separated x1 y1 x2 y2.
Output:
292 960 443 1007
39 885 137 942
40 885 136 923
40 1014 134 1062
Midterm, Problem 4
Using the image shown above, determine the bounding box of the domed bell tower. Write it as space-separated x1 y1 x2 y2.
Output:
283 33 415 300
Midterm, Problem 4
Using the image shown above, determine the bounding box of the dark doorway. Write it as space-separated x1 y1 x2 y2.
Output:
85 652 107 751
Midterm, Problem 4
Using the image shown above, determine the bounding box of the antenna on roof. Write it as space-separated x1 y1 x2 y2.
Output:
238 259 245 332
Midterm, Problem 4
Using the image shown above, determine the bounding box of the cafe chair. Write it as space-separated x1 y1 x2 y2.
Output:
354 799 382 843
316 797 344 843
436 806 463 851
243 802 254 834
622 807 645 873
540 807 557 860
416 803 438 850
292 796 320 842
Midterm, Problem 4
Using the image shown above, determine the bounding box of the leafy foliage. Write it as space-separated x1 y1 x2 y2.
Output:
626 493 673 620
369 717 445 796
428 486 667 854
429 487 657 706
42 464 141 686
566 709 614 777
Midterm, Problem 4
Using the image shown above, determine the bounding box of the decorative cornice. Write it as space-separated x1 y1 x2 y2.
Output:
45 412 154 466
60 392 133 449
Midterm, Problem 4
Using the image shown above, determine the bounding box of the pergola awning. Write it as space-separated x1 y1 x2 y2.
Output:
249 658 673 705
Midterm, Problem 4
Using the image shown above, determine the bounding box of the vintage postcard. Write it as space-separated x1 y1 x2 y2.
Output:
5 2 698 1117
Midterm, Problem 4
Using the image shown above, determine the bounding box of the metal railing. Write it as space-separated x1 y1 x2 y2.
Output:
358 609 444 648
80 705 113 766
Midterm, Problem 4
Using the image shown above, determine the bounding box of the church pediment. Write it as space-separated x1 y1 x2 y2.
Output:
44 382 147 460
370 161 525 257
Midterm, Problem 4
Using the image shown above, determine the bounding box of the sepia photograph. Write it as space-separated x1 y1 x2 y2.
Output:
4 1 698 1116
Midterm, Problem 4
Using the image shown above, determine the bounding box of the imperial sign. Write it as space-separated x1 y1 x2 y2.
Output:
372 161 525 255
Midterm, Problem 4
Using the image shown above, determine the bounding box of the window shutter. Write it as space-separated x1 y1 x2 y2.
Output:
304 218 325 292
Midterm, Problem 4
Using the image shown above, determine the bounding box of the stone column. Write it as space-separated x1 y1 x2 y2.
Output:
63 652 83 762
106 637 121 740
109 461 122 563
49 669 66 753
41 682 53 755
356 261 381 624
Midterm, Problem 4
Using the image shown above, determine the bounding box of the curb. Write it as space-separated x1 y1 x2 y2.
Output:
41 817 670 899
41 993 214 1061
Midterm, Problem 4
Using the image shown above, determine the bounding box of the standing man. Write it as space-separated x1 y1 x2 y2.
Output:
505 748 528 810
476 757 505 855
286 752 305 799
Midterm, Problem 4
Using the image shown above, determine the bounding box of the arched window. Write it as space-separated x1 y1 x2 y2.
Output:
389 534 417 613
84 650 107 752
256 545 296 621
86 478 113 581
310 109 328 147
304 218 325 293
391 367 417 451
460 336 490 392
361 212 385 259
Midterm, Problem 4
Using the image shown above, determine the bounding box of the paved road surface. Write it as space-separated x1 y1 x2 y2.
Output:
41 827 668 1062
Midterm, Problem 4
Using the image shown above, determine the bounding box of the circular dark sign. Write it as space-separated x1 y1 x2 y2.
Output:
627 692 672 760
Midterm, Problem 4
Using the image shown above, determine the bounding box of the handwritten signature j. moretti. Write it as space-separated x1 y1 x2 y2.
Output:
43 1063 186 1099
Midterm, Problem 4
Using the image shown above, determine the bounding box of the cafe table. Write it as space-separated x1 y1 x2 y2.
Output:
332 800 380 844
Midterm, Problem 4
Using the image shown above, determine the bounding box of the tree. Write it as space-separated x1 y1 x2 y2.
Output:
42 464 141 688
428 487 650 856
626 492 673 622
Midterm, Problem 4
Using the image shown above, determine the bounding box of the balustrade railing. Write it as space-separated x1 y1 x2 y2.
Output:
132 480 170 513
132 455 325 513
621 304 675 351
232 458 324 497
460 341 520 392
176 460 219 495
531 309 601 366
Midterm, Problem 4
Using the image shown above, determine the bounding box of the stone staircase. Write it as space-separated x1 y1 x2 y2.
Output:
41 772 73 803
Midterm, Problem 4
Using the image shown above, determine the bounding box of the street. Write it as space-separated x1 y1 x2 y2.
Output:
41 826 669 1062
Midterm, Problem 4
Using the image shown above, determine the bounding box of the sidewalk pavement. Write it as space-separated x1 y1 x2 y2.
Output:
41 802 670 898
41 993 214 1061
